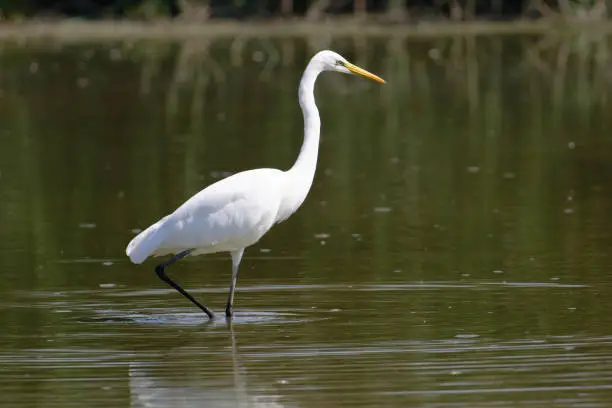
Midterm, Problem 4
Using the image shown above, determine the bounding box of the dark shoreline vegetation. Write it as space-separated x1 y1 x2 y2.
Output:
1 1 610 22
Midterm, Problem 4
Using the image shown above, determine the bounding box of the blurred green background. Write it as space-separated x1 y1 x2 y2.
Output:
1 33 612 406
1 0 610 21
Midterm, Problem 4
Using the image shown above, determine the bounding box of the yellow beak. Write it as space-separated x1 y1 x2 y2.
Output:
344 62 386 84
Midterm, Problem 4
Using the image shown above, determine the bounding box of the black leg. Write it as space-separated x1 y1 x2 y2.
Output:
155 249 215 319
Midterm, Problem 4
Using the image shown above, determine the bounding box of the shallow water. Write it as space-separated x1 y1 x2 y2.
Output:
2 35 612 407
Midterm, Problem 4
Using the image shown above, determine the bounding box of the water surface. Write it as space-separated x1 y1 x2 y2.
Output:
1 35 612 407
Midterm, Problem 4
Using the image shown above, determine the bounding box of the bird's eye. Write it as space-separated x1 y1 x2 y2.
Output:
335 60 344 66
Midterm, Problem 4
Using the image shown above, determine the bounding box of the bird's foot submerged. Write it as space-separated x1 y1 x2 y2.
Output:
154 252 215 320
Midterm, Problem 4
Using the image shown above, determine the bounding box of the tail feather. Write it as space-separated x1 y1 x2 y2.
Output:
126 216 170 264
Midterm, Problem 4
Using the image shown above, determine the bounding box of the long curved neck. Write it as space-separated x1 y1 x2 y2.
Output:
287 62 322 182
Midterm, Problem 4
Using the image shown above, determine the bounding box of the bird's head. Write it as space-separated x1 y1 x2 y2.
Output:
312 50 386 84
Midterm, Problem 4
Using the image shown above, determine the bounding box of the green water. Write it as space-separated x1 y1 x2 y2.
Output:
1 35 612 407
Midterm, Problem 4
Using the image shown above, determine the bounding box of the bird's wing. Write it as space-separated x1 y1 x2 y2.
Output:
126 215 172 264
126 169 284 262
158 169 284 252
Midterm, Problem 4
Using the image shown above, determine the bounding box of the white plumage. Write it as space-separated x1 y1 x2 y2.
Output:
125 50 385 319
127 169 286 263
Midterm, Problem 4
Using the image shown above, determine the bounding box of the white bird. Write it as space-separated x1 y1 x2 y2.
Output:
125 50 385 319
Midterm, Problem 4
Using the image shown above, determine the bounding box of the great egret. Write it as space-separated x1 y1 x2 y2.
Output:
126 50 385 319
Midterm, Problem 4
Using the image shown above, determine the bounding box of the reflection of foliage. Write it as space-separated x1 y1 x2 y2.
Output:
0 36 611 347
525 31 612 108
